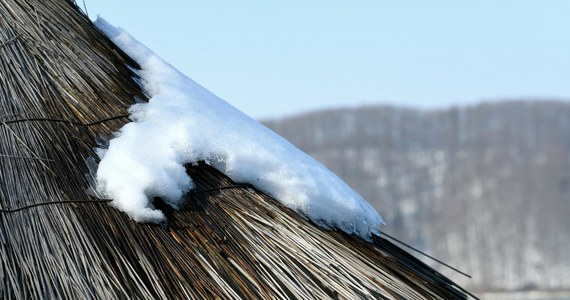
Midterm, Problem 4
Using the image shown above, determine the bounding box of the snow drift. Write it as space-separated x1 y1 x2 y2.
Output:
94 18 384 238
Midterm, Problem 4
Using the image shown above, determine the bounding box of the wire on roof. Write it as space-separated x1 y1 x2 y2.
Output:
0 184 252 213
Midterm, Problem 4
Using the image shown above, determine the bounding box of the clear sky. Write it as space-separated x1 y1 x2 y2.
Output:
84 1 570 118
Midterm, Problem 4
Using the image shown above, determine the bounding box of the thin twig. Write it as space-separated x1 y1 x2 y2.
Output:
189 184 253 195
2 121 56 176
378 229 472 278
0 34 22 48
0 153 55 162
82 0 88 17
0 114 130 127
0 184 253 213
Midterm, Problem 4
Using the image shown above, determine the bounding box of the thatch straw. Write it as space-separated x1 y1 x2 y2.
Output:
0 0 476 298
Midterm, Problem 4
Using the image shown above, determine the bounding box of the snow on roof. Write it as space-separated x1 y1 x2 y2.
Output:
94 18 384 238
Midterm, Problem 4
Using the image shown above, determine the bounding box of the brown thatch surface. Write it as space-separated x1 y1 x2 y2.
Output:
0 0 476 299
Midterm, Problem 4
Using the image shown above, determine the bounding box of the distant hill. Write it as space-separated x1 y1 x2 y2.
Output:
263 100 570 292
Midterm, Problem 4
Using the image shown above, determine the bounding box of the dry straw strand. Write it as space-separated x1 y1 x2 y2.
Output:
0 0 476 299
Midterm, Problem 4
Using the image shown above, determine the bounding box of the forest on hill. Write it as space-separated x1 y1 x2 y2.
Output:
264 100 570 292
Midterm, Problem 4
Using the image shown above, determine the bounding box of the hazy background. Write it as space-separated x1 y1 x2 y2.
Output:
85 1 570 298
85 1 570 118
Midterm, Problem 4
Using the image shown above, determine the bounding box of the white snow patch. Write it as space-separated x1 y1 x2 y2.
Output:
94 18 384 238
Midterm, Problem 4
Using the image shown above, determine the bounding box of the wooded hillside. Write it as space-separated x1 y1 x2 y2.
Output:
264 100 570 292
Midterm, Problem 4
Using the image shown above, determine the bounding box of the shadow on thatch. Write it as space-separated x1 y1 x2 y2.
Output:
0 0 476 298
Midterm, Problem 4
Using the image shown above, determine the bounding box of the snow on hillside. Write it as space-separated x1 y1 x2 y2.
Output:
262 102 570 290
93 18 384 238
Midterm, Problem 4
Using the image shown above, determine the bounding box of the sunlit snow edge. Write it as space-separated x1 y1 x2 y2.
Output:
94 18 384 238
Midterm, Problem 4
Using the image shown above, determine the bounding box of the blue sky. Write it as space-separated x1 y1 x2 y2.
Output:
85 1 570 118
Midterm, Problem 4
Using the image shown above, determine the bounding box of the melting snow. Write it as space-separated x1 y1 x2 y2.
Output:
94 18 384 238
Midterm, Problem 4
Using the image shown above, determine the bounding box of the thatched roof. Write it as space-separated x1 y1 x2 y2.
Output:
0 0 476 298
